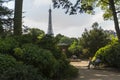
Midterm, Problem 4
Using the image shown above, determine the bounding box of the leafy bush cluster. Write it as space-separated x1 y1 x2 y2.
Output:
0 37 18 54
0 54 45 80
94 40 120 68
0 35 78 80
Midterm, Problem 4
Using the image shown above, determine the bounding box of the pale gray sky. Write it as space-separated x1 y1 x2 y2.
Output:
5 0 115 38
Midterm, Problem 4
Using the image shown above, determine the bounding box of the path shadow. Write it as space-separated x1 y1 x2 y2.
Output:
71 61 120 80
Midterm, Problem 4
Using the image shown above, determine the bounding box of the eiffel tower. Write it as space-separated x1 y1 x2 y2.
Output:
47 8 54 36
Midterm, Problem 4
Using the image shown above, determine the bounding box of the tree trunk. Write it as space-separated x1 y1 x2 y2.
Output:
109 0 120 41
0 26 4 36
14 0 23 35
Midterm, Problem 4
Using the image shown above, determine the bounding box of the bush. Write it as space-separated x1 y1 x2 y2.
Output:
0 54 17 74
0 36 78 80
0 37 18 54
20 44 58 78
0 54 46 80
13 47 24 60
1 64 46 80
54 60 78 79
94 41 120 68
63 65 78 79
14 43 78 80
13 34 33 45
14 48 23 57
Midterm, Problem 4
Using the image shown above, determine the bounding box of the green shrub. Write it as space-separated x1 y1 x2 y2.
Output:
53 59 78 80
94 41 120 68
0 54 17 74
16 43 78 79
0 35 78 80
1 64 46 80
21 44 58 78
0 54 46 80
13 47 24 60
14 48 23 57
14 34 33 45
0 37 18 54
63 65 78 79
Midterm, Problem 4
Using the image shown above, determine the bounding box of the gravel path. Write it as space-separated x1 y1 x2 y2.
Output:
70 60 120 80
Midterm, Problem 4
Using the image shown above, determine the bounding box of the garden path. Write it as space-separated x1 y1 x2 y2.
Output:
70 60 120 80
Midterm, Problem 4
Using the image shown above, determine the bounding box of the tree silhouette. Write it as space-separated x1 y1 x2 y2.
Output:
79 22 110 57
52 0 120 41
0 0 13 36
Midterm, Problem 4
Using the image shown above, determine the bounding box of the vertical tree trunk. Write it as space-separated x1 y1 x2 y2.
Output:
14 0 23 35
109 0 120 41
0 25 4 36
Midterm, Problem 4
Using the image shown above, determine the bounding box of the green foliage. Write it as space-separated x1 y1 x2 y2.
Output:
14 28 45 45
56 60 78 79
14 47 23 59
20 44 57 78
2 64 46 80
29 28 45 42
14 34 33 45
79 22 110 57
94 40 120 68
0 0 79 78
59 36 74 45
53 0 120 20
0 33 78 80
0 54 16 74
0 54 46 80
55 34 64 42
52 0 120 40
38 35 57 51
56 35 76 58
16 43 78 79
68 40 82 58
63 65 78 79
0 37 18 54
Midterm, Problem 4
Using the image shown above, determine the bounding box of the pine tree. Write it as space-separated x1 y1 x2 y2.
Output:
0 0 13 36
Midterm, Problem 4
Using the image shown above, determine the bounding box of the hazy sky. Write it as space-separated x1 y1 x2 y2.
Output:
5 0 115 38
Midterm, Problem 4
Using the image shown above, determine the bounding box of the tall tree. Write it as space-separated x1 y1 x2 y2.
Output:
79 22 111 57
0 0 13 36
52 0 120 41
14 0 23 35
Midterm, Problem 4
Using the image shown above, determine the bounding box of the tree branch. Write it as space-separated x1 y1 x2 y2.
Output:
101 0 110 5
116 11 120 13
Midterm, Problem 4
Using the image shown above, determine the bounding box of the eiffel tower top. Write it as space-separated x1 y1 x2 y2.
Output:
47 7 54 36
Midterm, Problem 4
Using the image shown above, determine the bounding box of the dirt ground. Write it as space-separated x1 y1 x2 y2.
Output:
70 60 120 80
